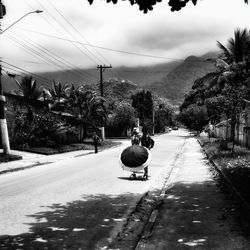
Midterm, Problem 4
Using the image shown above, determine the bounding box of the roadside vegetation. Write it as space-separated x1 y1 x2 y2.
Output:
179 28 250 151
199 136 250 204
7 76 174 155
178 28 250 207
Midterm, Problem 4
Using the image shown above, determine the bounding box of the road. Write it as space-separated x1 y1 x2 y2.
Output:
0 129 188 249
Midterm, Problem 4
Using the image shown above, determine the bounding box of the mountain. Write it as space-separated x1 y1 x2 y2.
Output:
2 52 218 106
35 61 180 89
200 51 220 60
1 61 179 92
112 61 180 87
144 54 217 105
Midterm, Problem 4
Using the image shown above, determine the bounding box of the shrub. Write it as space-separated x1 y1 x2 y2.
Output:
12 110 78 148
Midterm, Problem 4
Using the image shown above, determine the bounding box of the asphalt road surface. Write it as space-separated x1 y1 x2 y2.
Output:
0 129 188 249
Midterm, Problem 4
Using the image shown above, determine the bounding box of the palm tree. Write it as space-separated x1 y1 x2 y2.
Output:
217 29 250 150
69 86 106 141
217 28 250 64
15 76 42 103
49 81 72 111
49 81 71 100
14 75 45 124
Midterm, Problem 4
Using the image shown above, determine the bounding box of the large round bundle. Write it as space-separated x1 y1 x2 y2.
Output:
120 145 151 172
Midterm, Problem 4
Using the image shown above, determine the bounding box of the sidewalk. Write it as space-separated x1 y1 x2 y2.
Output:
0 148 93 175
137 137 250 249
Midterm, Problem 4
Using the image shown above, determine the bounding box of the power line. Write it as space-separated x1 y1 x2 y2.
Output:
1 65 25 76
5 29 96 83
23 0 99 80
2 64 50 87
46 0 106 65
2 61 52 84
45 0 122 80
11 30 95 81
34 0 101 71
6 33 67 72
3 25 185 62
1 57 47 65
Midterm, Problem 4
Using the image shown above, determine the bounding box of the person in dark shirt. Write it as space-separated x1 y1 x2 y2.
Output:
92 132 100 153
140 128 154 179
131 127 140 145
141 130 154 149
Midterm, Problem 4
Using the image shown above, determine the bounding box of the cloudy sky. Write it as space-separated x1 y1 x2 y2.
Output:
1 0 250 74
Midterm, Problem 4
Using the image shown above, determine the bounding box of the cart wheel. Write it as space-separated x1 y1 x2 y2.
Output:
130 173 136 180
142 173 148 181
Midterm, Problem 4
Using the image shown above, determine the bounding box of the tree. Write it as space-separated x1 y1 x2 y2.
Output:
154 106 172 133
15 76 44 122
86 0 248 13
204 95 227 123
131 90 153 129
219 62 249 151
179 28 250 153
217 28 250 64
69 86 106 140
216 29 250 149
179 104 208 133
107 101 136 136
15 76 42 105
48 81 72 112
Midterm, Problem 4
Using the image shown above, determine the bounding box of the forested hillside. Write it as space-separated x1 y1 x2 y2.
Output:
144 55 217 105
2 52 218 106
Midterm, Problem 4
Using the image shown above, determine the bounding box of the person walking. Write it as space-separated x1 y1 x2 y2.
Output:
140 128 154 179
92 132 100 153
131 127 140 145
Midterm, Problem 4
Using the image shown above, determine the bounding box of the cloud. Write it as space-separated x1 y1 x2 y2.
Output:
126 20 225 52
2 0 250 72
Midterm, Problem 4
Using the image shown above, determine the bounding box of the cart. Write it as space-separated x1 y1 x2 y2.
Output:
119 145 151 181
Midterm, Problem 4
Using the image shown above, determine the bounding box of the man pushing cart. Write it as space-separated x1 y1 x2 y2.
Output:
120 127 154 180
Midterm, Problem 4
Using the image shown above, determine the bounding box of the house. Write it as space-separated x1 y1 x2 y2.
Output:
214 106 250 148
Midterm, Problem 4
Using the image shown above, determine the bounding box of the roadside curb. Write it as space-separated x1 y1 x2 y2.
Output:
197 138 250 223
0 151 95 176
0 141 123 176
0 161 53 175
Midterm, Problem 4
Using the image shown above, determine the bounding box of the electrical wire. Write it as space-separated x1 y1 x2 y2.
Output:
34 0 101 70
46 0 106 64
9 30 96 82
2 61 52 84
2 24 186 62
24 0 99 80
45 0 122 80
1 57 47 65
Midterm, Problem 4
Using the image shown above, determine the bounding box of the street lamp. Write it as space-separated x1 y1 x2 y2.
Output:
0 2 43 154
1 10 43 34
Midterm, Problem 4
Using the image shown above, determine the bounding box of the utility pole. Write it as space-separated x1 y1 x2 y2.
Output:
0 65 10 154
97 65 112 97
0 0 10 154
97 64 112 141
152 105 155 136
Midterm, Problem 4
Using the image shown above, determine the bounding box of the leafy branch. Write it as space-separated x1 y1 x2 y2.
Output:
86 0 248 13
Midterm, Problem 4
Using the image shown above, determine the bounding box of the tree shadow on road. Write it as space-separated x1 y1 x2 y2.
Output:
0 193 139 250
143 180 250 249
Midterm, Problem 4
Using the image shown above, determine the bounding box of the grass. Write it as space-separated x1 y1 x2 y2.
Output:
11 140 121 155
199 136 250 204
